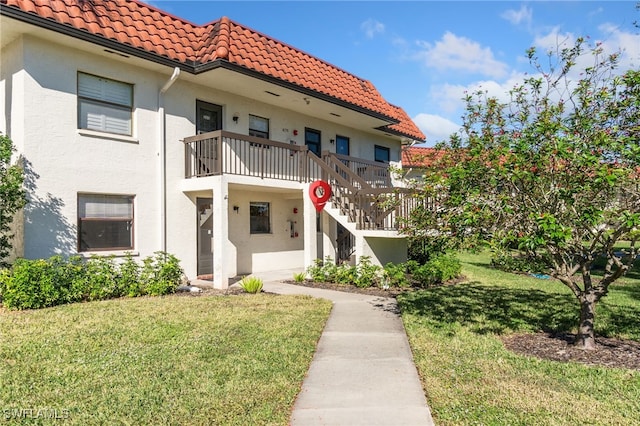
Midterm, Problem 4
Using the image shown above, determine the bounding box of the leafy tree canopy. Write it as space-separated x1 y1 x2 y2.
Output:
0 134 26 267
407 37 640 350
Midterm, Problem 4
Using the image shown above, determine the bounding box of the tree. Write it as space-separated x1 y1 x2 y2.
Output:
0 134 26 267
408 38 640 350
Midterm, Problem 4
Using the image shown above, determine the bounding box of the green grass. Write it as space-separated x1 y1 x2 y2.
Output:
398 251 640 426
0 294 332 425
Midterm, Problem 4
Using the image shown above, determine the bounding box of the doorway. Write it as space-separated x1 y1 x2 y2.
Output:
197 197 213 276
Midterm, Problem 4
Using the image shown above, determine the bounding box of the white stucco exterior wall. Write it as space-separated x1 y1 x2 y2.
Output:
3 31 409 279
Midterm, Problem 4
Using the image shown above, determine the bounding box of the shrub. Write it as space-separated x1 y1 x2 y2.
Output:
384 262 410 287
491 249 548 274
1 251 183 310
354 256 381 288
141 252 183 296
119 253 142 297
334 263 357 285
306 259 325 282
411 254 461 288
239 276 263 294
85 256 119 301
292 272 306 283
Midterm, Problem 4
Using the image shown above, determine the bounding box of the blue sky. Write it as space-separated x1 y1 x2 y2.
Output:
149 1 639 145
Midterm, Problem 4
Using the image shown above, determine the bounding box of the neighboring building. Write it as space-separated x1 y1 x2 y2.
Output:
0 0 426 288
401 146 441 181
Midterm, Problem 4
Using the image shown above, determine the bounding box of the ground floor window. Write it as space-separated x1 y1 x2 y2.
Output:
250 202 270 234
78 194 134 251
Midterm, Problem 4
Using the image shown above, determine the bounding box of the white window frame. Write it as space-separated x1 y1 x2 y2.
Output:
78 193 135 252
250 202 271 234
77 72 133 136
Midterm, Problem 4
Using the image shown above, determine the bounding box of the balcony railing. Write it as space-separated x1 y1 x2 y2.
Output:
183 130 434 231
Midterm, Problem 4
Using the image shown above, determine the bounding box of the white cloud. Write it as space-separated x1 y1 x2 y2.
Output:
595 23 640 69
415 32 509 79
413 113 461 145
501 5 532 28
360 19 385 39
428 72 529 115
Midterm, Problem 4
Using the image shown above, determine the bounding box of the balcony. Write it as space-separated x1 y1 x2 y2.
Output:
183 130 433 231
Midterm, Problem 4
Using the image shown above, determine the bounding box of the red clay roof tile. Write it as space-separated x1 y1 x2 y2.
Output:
2 0 425 141
402 147 443 168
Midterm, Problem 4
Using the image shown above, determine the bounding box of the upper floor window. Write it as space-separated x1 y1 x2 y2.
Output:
249 115 269 139
78 72 133 136
78 193 134 251
374 145 390 163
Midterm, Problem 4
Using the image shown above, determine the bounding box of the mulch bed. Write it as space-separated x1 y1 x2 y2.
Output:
502 332 640 371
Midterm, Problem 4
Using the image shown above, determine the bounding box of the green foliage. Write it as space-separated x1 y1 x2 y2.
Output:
302 255 463 290
119 253 143 297
293 272 306 283
408 37 640 347
354 256 382 288
0 252 183 310
140 252 183 296
490 248 549 275
0 134 27 267
239 276 263 294
383 262 410 287
411 254 462 288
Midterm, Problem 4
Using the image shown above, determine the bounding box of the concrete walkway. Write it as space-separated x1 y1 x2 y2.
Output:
256 269 435 426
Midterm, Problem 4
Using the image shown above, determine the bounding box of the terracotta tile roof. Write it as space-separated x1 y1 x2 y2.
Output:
2 0 426 141
402 147 443 168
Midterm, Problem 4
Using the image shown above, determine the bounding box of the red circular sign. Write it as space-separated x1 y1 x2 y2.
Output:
309 180 331 212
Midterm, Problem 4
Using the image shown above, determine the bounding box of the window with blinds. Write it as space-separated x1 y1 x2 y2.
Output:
78 194 134 251
78 72 133 135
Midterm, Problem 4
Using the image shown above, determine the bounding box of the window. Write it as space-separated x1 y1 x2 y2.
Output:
78 72 133 135
305 128 321 156
78 194 134 251
249 115 269 139
250 202 270 234
374 145 390 163
336 135 350 156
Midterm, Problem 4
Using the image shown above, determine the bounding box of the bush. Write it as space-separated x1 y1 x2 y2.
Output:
411 254 462 288
491 249 548 274
0 251 183 310
383 262 410 288
141 252 183 296
239 276 263 294
292 272 306 283
354 256 381 288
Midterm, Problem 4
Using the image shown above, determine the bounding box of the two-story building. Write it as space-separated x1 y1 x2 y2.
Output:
0 0 426 288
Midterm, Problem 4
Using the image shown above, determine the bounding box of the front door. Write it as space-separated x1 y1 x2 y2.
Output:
197 198 213 276
196 100 222 134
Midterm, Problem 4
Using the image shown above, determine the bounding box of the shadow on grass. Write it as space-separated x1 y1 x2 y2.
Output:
399 282 640 339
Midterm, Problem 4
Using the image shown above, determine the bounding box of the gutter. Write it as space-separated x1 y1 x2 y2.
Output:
158 67 181 253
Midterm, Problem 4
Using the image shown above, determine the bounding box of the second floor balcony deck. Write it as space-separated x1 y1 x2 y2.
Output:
183 130 434 231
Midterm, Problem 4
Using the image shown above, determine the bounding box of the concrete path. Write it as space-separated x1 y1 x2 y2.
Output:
257 269 435 426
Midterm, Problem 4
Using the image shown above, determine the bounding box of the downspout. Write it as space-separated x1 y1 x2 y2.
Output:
158 67 181 253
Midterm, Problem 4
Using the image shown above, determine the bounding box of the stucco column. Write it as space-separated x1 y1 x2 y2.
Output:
213 176 230 289
303 183 317 268
321 213 336 261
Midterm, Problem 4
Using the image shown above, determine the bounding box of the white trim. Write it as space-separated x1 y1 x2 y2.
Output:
79 250 140 258
77 128 139 144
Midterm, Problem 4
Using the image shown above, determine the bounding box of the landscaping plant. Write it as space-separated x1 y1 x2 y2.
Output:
239 276 263 294
407 38 640 350
0 134 27 267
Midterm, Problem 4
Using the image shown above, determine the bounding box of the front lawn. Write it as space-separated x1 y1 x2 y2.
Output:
0 294 332 425
398 251 640 425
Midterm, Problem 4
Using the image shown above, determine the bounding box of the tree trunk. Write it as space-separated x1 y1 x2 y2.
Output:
576 293 598 350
